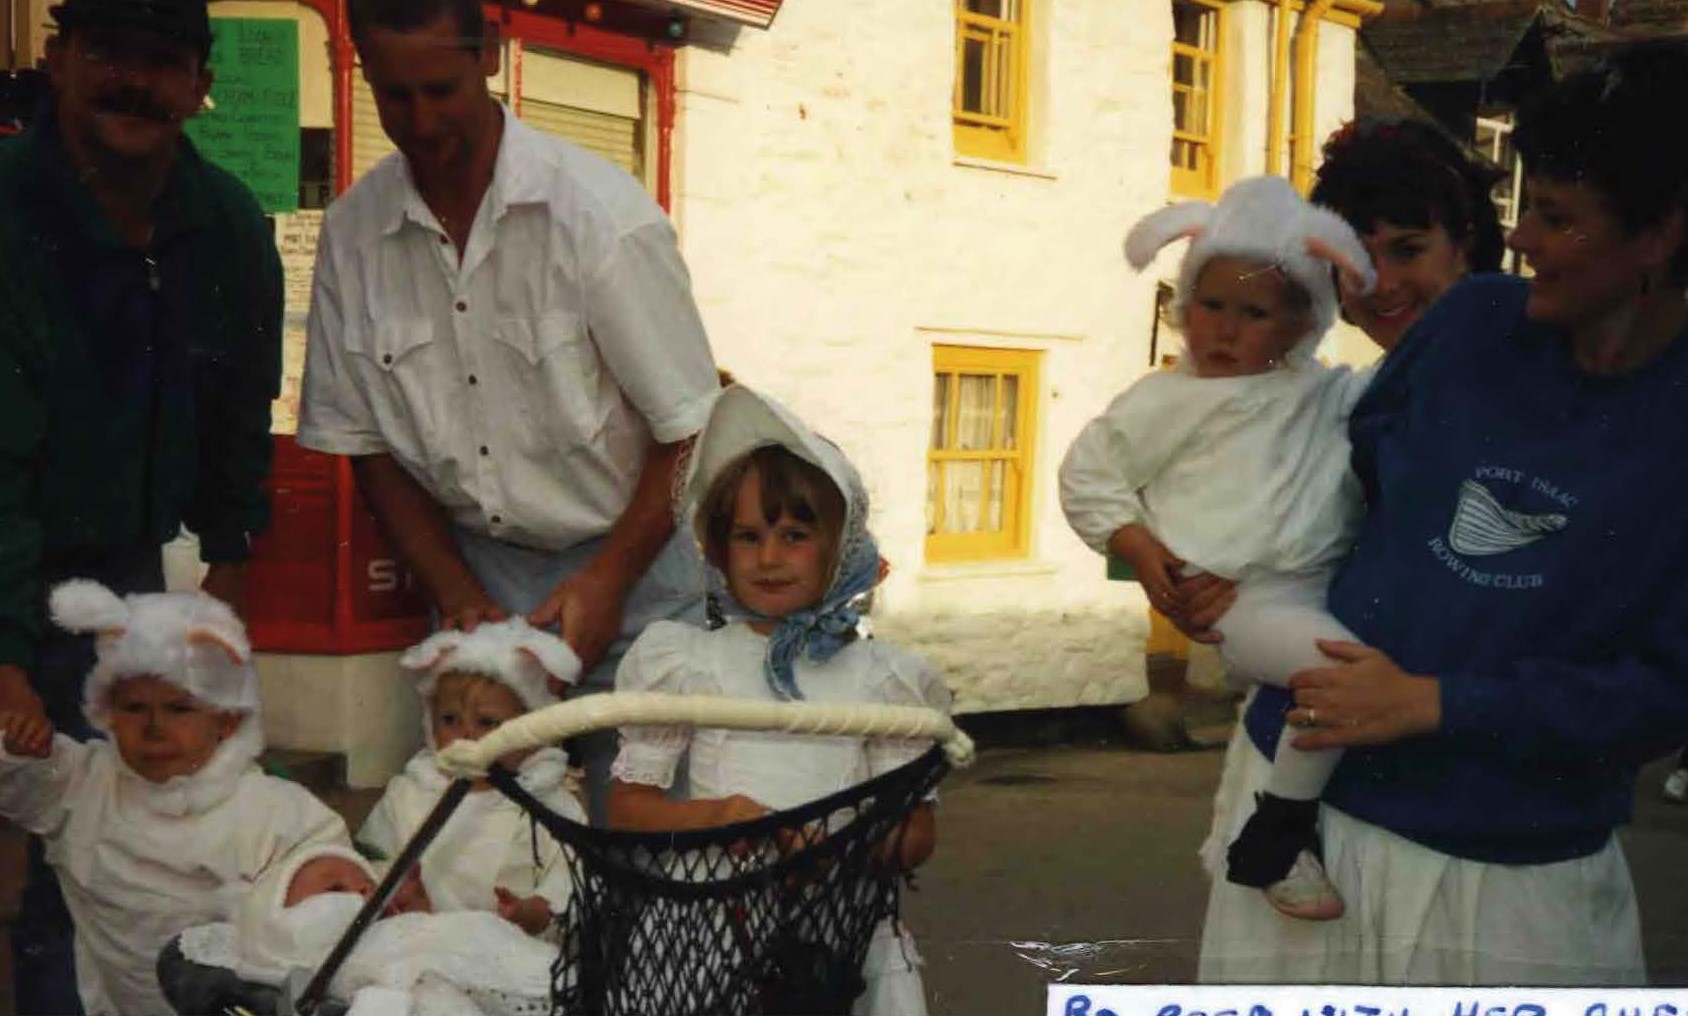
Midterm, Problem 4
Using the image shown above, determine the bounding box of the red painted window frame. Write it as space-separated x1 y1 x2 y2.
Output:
488 5 677 209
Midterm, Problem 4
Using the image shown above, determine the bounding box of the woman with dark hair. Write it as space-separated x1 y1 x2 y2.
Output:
1191 40 1688 985
1311 117 1506 350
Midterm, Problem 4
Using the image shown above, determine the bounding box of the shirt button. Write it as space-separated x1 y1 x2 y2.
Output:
479 445 489 456
491 514 503 525
438 235 449 246
382 354 393 365
455 300 467 312
467 375 478 385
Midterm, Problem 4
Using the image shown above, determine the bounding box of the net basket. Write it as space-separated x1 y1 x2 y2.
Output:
491 745 950 1016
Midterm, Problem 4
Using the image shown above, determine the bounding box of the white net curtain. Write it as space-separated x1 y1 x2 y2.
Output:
928 372 1017 537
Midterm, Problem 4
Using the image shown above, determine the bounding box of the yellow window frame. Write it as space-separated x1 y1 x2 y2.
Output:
1170 0 1226 199
926 345 1040 562
952 0 1030 163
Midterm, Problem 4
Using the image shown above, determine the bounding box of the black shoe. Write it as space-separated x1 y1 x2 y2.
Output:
1225 792 1320 889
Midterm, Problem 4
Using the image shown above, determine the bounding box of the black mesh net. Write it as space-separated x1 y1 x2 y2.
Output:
488 745 951 1016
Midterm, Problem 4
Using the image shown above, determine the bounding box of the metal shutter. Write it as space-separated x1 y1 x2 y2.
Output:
519 100 641 178
350 71 396 181
518 49 647 189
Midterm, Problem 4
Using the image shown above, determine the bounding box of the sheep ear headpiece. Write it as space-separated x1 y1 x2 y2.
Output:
1124 175 1377 365
399 617 579 715
1124 200 1214 272
50 579 259 733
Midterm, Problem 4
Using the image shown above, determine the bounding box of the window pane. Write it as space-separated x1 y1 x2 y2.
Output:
1173 52 1197 89
932 374 952 450
961 36 987 113
1188 83 1208 136
987 460 1007 531
956 374 998 450
1171 137 1194 170
938 461 987 534
1001 375 1019 450
967 0 1008 17
991 31 1013 118
926 461 943 534
1173 2 1209 46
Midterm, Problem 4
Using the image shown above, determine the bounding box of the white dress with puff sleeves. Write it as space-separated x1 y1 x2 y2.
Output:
612 619 953 1016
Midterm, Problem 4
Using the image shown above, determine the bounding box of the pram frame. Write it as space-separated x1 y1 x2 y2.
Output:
290 692 974 1016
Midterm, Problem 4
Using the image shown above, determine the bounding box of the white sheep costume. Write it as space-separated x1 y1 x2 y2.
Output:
0 580 348 1016
1061 176 1380 863
358 618 588 918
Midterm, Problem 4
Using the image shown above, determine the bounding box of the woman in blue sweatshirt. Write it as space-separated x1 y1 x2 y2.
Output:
1194 40 1688 985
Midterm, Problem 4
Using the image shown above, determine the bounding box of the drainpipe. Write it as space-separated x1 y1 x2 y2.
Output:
1291 0 1382 192
1268 0 1291 175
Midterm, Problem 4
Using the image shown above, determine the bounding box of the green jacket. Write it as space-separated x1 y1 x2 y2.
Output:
0 112 282 671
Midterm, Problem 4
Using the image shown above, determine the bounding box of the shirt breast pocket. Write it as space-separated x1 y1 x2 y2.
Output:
492 310 609 449
348 317 443 460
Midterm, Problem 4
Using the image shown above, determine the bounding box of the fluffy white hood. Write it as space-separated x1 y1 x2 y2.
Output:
50 580 259 732
400 617 581 714
1125 174 1376 364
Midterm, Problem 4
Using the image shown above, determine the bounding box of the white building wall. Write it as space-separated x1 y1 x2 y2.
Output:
672 0 1360 712
1310 23 1384 369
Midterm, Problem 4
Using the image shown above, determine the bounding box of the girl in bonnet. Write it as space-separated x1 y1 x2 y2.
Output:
357 617 588 935
1060 175 1377 923
0 580 347 1016
607 384 952 1016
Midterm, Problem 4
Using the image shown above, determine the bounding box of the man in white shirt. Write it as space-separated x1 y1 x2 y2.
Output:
297 0 718 820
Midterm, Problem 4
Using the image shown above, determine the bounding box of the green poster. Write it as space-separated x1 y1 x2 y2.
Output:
186 18 300 213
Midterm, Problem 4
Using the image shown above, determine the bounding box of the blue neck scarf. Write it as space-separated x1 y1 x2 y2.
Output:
714 530 882 701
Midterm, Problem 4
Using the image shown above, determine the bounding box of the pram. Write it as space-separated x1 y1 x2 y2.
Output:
159 691 973 1016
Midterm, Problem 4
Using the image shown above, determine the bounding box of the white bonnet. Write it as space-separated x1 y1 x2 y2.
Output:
681 385 870 562
49 580 259 730
399 617 580 713
1124 174 1376 360
233 843 375 986
269 843 377 910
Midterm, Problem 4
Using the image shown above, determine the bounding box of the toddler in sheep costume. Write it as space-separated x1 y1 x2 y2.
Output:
358 618 587 934
0 581 347 1015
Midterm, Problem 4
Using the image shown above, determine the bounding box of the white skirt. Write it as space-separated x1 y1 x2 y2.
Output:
1197 704 1646 986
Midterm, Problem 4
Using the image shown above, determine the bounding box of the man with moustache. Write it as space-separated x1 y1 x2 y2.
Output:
0 0 282 1009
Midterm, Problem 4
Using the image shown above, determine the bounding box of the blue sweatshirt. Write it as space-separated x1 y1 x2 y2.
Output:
1247 274 1688 864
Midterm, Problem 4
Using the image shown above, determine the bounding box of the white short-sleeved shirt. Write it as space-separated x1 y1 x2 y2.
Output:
611 621 953 809
298 106 719 551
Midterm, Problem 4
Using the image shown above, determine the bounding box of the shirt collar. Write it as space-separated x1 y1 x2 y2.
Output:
382 102 551 238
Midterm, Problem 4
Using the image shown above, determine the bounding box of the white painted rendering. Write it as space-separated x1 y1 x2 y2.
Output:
166 0 1365 780
670 0 1362 712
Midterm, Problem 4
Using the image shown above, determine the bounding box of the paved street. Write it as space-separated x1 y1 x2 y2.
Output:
910 746 1688 1014
2 744 1684 1014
